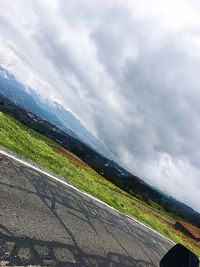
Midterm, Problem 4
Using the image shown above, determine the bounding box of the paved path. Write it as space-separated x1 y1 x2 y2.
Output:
0 152 173 266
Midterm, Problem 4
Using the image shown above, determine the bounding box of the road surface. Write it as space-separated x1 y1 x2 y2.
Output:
0 151 173 266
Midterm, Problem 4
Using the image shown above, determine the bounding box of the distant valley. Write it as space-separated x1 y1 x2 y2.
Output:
0 66 200 228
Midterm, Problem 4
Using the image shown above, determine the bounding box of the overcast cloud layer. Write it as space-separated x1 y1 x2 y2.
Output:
0 0 200 212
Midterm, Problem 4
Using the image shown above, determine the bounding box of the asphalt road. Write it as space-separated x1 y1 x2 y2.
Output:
0 152 173 267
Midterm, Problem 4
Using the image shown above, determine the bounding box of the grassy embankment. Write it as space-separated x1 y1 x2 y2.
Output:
0 111 199 256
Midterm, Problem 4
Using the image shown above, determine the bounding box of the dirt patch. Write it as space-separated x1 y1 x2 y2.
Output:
48 144 88 168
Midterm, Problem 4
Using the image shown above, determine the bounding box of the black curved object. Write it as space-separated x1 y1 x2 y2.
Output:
160 244 199 267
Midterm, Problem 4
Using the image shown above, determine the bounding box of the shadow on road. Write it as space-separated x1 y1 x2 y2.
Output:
0 159 166 266
0 223 154 266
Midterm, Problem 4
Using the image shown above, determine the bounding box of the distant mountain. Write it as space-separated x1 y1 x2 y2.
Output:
29 89 112 158
0 66 112 158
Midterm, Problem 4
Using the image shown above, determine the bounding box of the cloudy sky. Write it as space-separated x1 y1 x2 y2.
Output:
0 0 200 212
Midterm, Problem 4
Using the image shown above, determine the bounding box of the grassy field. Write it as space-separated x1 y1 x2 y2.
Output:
0 111 199 256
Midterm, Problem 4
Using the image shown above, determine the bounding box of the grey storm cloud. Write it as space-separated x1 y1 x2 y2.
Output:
0 0 200 212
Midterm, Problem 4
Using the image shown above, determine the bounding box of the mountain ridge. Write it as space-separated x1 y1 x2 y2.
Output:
0 66 112 158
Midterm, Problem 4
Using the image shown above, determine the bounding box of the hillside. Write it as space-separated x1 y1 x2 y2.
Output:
0 94 199 229
0 107 200 256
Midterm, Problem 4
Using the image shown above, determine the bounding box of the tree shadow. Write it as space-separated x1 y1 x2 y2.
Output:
0 158 168 266
0 223 155 266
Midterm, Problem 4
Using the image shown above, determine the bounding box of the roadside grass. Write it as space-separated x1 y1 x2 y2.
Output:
0 111 199 257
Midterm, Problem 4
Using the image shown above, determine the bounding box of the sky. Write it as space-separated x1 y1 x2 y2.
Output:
0 0 200 212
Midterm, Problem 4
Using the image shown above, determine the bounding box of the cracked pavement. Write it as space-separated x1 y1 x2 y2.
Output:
0 153 173 266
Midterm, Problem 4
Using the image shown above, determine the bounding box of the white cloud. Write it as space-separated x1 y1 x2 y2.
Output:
0 0 200 212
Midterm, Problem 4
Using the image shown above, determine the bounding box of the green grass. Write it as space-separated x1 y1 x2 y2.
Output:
0 112 199 257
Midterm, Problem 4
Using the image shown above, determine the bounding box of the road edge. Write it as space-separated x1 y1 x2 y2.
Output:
0 146 174 246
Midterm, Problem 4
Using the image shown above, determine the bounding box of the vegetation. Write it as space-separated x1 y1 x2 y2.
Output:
1 94 199 229
0 111 199 256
